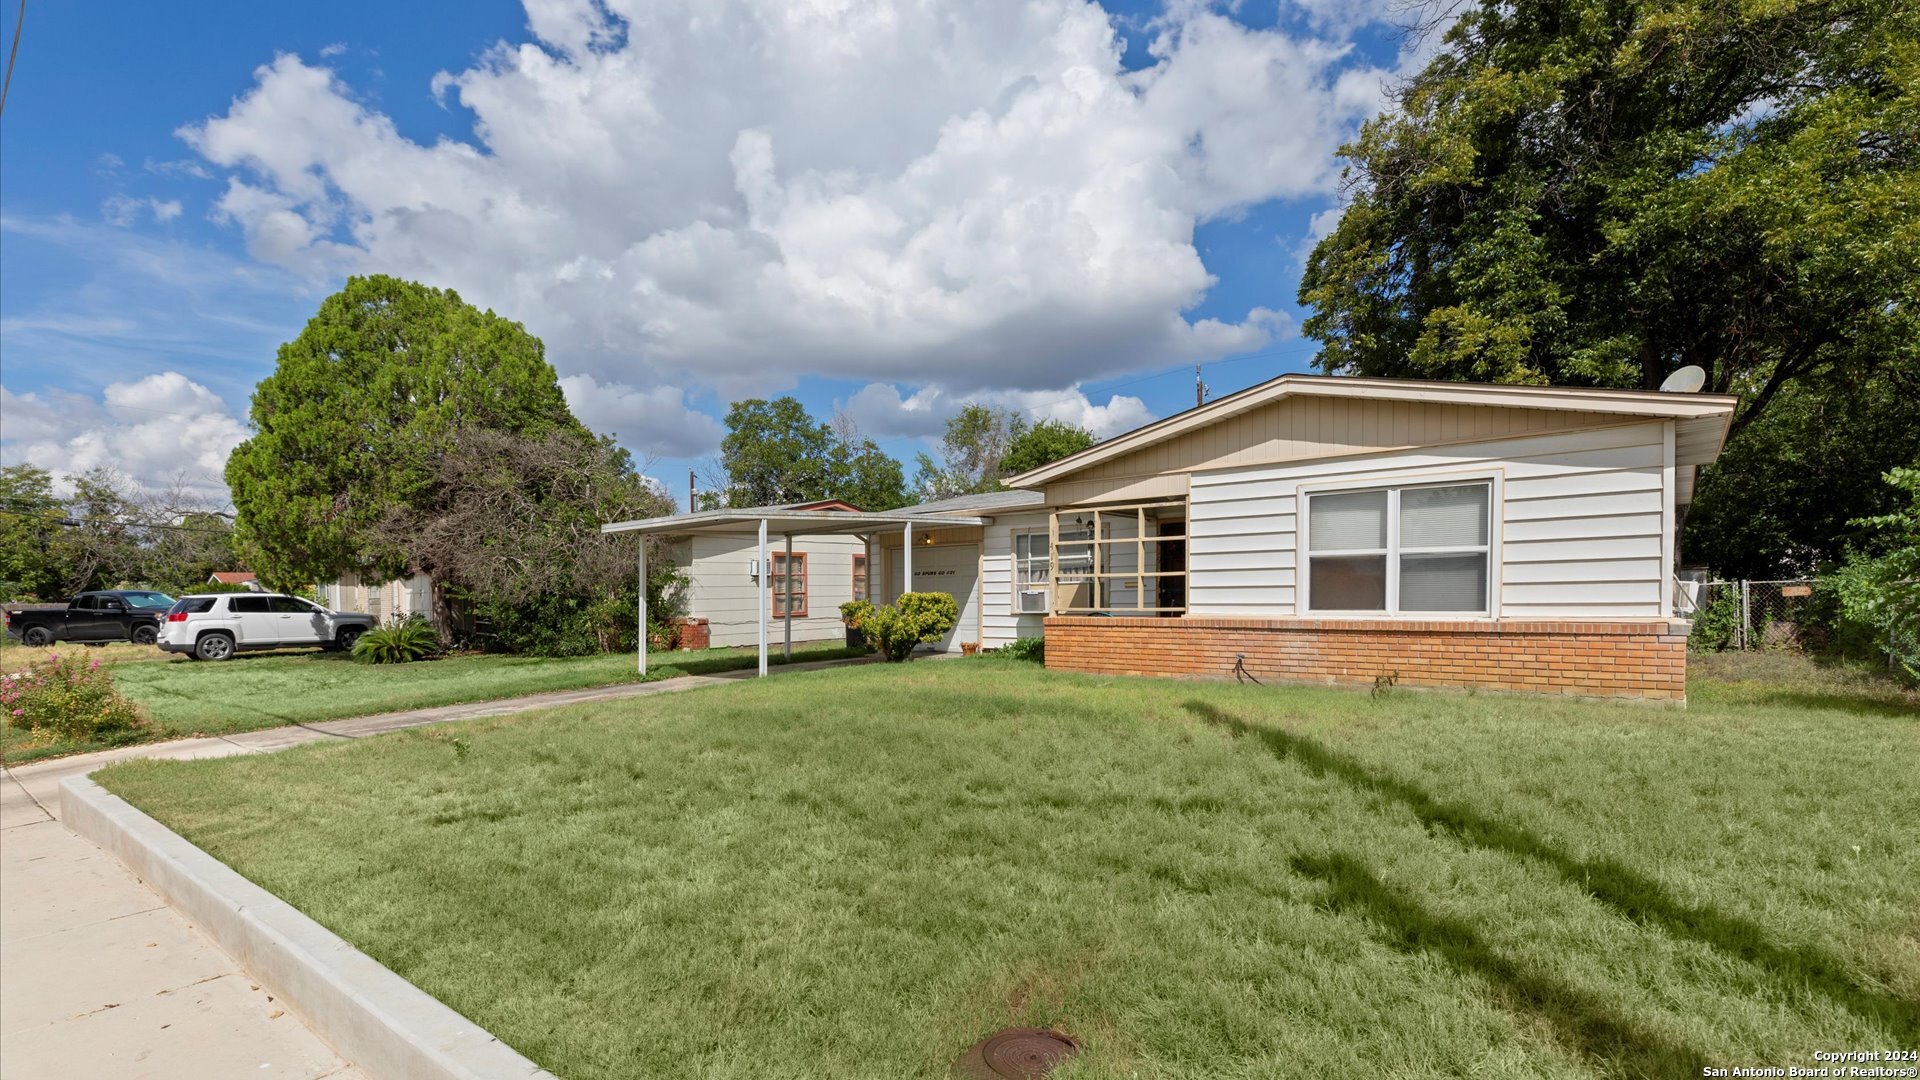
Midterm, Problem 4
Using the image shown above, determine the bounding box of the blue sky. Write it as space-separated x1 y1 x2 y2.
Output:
1 0 1410 508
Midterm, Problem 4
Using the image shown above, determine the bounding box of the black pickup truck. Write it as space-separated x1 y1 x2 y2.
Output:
3 590 174 647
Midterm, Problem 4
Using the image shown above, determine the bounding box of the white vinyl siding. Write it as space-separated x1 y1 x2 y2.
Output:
678 533 864 647
1187 421 1674 619
980 512 1051 647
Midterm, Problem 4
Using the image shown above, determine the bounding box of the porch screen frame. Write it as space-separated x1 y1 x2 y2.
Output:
1047 499 1189 615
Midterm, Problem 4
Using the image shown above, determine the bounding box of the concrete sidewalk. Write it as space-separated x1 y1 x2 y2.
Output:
0 654 874 1079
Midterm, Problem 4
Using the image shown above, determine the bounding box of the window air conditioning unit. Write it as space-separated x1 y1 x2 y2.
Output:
1016 588 1049 615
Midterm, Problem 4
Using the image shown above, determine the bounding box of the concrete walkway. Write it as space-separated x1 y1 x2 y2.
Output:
0 654 875 1079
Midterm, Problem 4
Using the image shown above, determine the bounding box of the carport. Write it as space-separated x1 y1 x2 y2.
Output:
600 506 991 676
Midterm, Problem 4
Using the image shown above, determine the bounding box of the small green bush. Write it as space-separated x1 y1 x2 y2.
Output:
352 616 440 665
998 636 1045 662
1688 590 1742 652
0 651 146 745
839 600 874 628
858 592 959 662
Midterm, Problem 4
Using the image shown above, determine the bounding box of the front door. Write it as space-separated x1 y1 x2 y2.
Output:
887 543 979 652
1156 521 1186 614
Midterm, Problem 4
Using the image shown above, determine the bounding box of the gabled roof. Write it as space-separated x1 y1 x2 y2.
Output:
208 571 257 584
1002 373 1740 487
895 490 1046 516
601 505 991 537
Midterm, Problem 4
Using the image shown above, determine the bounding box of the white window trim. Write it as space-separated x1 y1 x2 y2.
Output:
1012 528 1051 612
1297 468 1504 619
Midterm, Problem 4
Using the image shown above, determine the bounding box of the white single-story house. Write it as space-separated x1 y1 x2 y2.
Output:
665 499 872 648
605 374 1738 701
322 570 433 622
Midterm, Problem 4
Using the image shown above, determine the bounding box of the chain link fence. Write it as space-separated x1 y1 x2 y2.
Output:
1680 578 1824 651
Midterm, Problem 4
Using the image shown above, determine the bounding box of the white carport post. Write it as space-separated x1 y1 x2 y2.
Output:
635 534 647 676
757 517 769 677
903 522 913 597
782 533 793 661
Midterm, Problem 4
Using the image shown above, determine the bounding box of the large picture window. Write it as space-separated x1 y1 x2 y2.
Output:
851 553 868 603
1307 482 1490 614
770 552 808 618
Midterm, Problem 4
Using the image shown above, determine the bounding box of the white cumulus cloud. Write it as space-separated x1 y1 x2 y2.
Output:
1 374 250 504
175 0 1390 453
840 381 1155 442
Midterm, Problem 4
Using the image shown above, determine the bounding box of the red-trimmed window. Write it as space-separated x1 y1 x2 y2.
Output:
771 552 808 618
852 553 868 603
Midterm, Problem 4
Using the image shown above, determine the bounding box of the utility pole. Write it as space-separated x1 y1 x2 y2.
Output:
1195 365 1208 408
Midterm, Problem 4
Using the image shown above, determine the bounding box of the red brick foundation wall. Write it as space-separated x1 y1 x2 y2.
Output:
671 617 710 651
1043 616 1688 702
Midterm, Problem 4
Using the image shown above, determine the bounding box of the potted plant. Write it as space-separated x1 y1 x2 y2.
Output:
839 600 873 648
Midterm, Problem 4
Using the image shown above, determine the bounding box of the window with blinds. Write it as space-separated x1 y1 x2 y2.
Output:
1307 482 1491 614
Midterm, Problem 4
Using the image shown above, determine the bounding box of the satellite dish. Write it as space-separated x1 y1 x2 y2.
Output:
1659 365 1706 393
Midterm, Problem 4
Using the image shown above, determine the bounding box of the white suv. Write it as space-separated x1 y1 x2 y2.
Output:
156 593 377 661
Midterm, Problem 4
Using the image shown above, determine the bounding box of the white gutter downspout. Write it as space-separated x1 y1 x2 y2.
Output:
757 518 769 677
645 530 652 672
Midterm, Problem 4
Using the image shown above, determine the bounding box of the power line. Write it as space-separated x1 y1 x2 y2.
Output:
0 506 236 535
0 0 21 120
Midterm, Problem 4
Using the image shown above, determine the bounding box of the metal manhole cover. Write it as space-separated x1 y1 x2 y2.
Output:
954 1027 1081 1078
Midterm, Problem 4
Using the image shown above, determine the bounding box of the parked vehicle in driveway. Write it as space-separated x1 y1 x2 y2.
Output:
156 593 377 661
4 590 175 646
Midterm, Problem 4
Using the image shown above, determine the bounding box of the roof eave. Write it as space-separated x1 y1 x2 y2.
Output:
600 509 993 536
1004 374 1741 487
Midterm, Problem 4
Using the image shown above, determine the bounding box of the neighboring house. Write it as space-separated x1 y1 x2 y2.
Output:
606 375 1737 701
323 570 433 622
671 499 871 648
207 572 258 589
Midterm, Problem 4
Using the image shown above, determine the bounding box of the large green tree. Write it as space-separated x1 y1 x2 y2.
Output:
717 397 909 509
1002 419 1096 477
915 403 1026 500
0 465 66 599
227 275 587 589
1299 0 1918 441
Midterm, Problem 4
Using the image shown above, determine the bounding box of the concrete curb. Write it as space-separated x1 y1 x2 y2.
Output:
59 775 555 1080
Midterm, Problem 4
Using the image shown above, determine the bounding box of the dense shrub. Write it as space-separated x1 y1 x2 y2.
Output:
1687 591 1742 652
1829 468 1920 681
352 616 440 664
998 636 1046 662
0 652 146 745
839 600 873 628
476 565 688 657
857 592 959 662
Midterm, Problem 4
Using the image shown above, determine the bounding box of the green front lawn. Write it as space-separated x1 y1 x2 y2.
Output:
99 655 1919 1078
2 638 865 763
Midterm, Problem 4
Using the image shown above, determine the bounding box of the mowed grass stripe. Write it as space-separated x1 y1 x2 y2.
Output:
99 656 1920 1079
3 638 866 762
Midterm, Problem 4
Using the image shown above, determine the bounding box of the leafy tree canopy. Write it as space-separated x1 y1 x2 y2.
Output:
1002 419 1096 477
717 397 909 510
0 465 238 599
915 403 1026 500
1684 360 1920 575
1299 0 1919 443
226 275 586 587
0 465 67 599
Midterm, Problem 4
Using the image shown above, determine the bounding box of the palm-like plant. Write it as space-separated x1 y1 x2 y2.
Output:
351 616 440 664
